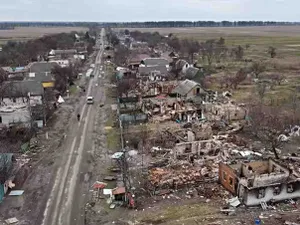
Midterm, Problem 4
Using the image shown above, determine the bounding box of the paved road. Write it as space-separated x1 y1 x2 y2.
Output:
42 28 106 225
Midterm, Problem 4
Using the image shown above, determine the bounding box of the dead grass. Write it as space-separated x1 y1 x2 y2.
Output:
0 26 88 42
137 202 222 225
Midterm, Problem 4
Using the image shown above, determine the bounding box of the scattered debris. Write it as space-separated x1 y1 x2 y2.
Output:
227 197 240 207
9 190 24 196
110 203 116 209
285 221 300 225
5 218 18 224
103 176 117 181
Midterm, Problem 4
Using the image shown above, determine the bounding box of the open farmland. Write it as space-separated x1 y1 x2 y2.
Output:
119 26 300 54
0 26 88 44
119 26 300 103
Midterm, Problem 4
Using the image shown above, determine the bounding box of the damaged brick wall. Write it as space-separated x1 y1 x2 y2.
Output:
219 163 238 194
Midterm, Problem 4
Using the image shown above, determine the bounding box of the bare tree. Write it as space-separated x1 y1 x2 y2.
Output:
215 37 227 62
201 39 216 66
268 46 276 58
0 68 8 85
251 61 266 79
231 67 248 89
51 65 78 93
167 37 181 53
269 73 285 86
249 104 293 159
117 78 139 98
114 44 130 66
256 82 268 103
232 45 244 61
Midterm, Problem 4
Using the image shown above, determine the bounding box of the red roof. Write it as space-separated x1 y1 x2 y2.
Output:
156 95 166 100
92 182 107 189
112 187 126 195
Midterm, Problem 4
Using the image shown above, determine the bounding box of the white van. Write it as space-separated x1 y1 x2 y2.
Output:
86 96 94 104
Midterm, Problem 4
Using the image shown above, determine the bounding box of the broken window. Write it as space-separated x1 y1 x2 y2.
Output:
223 171 227 181
258 189 265 199
273 186 281 195
229 177 233 187
287 184 294 193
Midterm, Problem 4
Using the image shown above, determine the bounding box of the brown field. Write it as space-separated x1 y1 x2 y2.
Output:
118 26 300 46
120 26 300 37
0 26 88 44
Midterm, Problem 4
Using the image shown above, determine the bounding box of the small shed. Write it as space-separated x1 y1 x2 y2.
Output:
112 187 126 201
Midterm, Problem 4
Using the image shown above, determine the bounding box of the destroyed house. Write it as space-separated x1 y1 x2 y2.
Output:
139 81 178 97
0 154 16 202
219 159 300 206
142 96 202 123
0 80 45 126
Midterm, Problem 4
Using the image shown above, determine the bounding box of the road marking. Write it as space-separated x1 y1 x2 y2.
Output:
41 167 61 225
43 137 77 225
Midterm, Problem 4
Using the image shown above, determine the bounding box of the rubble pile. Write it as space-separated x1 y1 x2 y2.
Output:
149 163 217 189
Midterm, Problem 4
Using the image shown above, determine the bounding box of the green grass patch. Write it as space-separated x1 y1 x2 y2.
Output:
69 85 78 95
106 128 120 151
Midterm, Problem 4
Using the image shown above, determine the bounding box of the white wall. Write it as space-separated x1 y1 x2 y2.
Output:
243 183 300 206
50 60 69 67
0 108 30 125
0 96 43 125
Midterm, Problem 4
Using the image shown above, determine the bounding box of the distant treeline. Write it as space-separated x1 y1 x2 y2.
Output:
0 21 300 28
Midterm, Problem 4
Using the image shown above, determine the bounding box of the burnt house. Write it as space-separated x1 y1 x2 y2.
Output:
219 159 300 206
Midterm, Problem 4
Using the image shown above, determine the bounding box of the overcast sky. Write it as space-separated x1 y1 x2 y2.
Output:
0 0 298 22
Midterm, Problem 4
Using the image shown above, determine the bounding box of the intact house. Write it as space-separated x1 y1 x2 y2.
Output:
138 58 170 81
48 49 77 59
27 62 58 88
25 72 55 89
171 79 205 100
219 159 300 206
48 60 69 68
2 66 27 81
0 80 45 127
128 54 150 70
